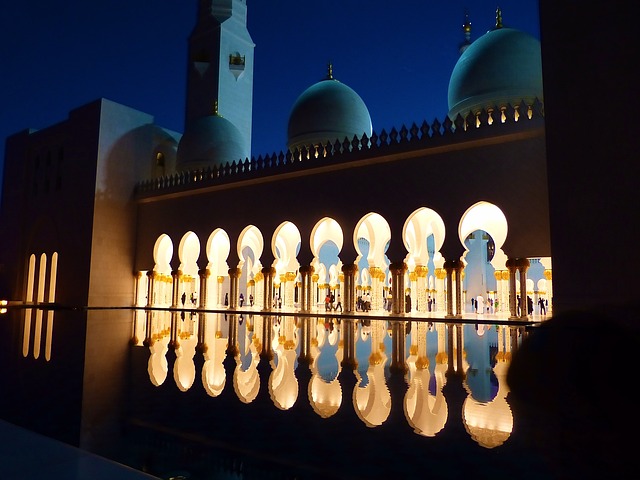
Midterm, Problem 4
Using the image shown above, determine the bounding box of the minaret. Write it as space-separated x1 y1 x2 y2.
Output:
185 0 254 158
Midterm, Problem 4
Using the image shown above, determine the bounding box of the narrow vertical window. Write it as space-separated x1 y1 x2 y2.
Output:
33 253 47 359
45 252 58 361
23 254 36 357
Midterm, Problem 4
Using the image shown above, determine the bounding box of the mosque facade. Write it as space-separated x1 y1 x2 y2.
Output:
0 0 551 323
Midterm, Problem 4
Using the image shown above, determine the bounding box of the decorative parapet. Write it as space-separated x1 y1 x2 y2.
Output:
135 98 544 199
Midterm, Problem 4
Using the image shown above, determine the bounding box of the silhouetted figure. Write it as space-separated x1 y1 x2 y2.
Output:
507 304 638 478
538 297 546 315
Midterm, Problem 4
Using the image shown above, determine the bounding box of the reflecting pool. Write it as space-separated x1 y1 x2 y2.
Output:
1 307 634 479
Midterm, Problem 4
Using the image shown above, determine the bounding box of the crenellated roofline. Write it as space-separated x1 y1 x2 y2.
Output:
136 98 544 202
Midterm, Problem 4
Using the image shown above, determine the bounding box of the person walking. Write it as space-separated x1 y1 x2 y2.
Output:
334 294 342 312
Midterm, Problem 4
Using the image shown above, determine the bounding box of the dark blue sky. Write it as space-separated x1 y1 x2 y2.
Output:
1 0 539 181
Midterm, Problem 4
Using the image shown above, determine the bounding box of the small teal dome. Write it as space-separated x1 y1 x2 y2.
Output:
177 113 247 170
287 70 372 152
447 27 543 120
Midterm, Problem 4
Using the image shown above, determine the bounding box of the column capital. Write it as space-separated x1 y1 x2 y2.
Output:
285 271 297 282
261 266 276 277
369 266 385 279
342 263 358 275
299 265 314 275
414 265 429 277
515 257 531 269
389 262 407 274
198 268 211 278
443 259 463 270
228 267 242 279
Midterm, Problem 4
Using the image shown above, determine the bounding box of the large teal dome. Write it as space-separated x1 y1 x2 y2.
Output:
447 27 543 120
287 73 372 152
177 113 247 171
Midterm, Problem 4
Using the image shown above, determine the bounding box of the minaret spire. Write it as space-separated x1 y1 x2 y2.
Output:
494 7 503 29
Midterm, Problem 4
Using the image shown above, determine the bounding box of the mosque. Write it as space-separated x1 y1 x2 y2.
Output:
0 2 636 475
0 0 550 324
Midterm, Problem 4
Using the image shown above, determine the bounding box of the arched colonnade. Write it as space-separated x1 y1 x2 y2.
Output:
135 201 552 320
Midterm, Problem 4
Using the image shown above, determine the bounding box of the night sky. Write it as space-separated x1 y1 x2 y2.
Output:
1 0 539 184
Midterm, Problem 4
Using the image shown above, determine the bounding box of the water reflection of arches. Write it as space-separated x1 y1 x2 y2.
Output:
139 313 523 448
309 318 342 418
405 321 448 436
354 320 391 427
202 313 229 397
173 330 197 392
234 314 260 404
462 325 514 448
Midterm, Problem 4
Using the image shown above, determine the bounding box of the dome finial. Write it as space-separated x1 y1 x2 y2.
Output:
327 62 333 80
495 7 503 29
459 8 472 54
213 100 222 117
463 9 472 36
